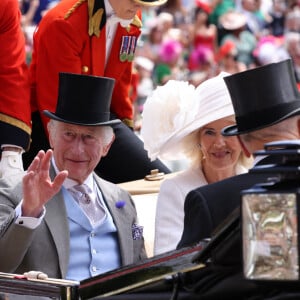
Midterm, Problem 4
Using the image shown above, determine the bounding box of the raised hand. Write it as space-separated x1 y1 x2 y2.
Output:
22 149 68 217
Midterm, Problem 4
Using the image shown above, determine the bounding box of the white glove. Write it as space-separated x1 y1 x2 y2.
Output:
23 270 49 280
0 150 24 177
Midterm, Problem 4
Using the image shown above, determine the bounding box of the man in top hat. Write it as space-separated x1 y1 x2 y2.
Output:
0 72 146 281
176 59 300 299
25 0 170 184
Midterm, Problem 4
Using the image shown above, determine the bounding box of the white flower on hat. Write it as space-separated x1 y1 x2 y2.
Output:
141 80 196 161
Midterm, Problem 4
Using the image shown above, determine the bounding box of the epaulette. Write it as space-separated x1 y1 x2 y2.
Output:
64 0 87 19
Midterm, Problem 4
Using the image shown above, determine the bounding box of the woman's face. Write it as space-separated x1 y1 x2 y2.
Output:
195 9 208 23
198 116 242 170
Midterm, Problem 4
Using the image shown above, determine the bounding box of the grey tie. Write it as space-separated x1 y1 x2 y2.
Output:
69 184 105 226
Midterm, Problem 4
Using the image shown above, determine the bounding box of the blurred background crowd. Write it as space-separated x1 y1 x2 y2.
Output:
19 0 300 133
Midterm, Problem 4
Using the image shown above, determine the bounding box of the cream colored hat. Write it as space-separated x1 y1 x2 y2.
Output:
141 72 234 161
219 10 247 31
135 56 154 72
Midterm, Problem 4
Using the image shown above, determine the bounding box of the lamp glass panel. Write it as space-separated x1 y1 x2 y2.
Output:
242 193 299 280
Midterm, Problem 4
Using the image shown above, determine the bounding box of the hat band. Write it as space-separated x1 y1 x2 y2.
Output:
236 101 300 132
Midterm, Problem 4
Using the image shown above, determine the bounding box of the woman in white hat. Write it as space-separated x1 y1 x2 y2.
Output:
141 72 252 255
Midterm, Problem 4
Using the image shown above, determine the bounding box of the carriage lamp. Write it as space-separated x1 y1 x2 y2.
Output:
241 140 300 281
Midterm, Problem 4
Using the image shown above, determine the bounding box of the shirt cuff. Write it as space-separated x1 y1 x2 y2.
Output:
1 144 24 152
15 201 46 229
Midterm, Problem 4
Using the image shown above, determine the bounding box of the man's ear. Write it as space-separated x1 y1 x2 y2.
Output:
297 117 300 137
47 123 54 149
238 135 251 157
102 134 115 157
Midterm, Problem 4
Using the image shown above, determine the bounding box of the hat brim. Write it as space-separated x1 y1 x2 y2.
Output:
222 108 300 136
133 0 167 6
219 12 246 30
43 110 121 126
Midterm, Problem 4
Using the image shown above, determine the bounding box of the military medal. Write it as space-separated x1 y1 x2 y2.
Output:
120 52 127 62
120 36 137 62
120 36 129 62
127 36 137 62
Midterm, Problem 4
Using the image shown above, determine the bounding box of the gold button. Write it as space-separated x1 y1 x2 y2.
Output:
82 66 89 73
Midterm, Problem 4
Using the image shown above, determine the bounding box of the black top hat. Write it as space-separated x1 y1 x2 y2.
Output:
43 73 121 126
222 59 300 136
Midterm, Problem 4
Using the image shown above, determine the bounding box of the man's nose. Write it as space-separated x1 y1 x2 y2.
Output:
73 136 86 152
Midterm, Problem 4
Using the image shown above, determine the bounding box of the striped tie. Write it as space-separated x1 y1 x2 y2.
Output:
69 184 105 226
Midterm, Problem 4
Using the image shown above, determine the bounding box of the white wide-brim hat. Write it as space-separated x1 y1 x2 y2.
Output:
141 72 234 161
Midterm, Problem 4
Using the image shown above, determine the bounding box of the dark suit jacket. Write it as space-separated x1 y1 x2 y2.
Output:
178 156 278 249
176 156 296 299
0 165 146 278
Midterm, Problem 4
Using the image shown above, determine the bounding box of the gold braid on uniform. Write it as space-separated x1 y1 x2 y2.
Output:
0 113 31 135
126 15 142 32
63 0 103 37
131 15 142 29
64 0 87 19
88 0 103 37
122 118 134 129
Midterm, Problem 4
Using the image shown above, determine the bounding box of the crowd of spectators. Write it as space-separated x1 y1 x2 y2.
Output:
19 0 300 131
134 0 300 131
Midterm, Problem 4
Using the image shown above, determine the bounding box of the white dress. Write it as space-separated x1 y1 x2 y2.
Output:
154 164 247 255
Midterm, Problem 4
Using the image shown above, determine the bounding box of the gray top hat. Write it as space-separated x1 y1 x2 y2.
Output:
222 59 300 136
43 73 121 126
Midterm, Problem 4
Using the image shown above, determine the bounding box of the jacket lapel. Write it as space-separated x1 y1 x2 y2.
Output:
44 165 70 278
93 174 134 265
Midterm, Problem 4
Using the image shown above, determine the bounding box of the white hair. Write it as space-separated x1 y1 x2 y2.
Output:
100 126 114 146
240 115 300 143
47 119 114 146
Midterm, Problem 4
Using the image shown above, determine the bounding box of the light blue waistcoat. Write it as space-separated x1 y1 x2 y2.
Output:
62 188 121 281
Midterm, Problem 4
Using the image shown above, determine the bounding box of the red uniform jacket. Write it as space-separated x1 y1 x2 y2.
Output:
29 0 142 131
0 0 31 149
